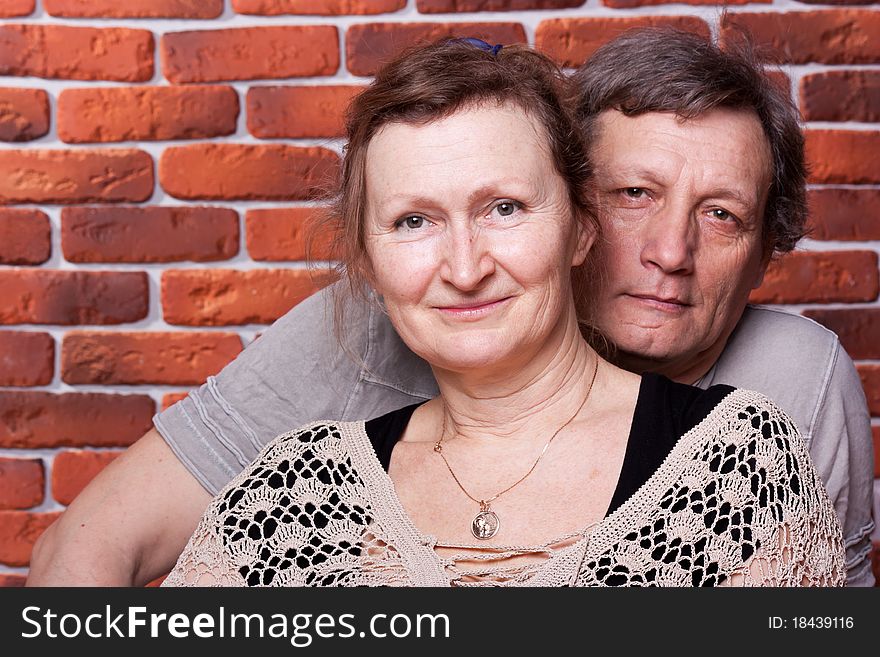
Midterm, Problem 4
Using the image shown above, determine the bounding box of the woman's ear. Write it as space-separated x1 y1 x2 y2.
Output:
571 217 596 267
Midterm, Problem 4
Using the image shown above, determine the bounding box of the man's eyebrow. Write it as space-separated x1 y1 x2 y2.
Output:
597 166 665 186
702 187 756 208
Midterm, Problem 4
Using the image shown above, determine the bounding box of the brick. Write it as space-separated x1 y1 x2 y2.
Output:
0 511 60 567
0 270 148 325
0 391 154 449
346 22 526 76
802 309 880 360
58 86 239 144
873 540 880 586
808 189 880 241
51 450 121 506
0 149 153 204
749 251 879 305
858 365 880 417
0 24 153 82
44 0 224 18
162 26 339 83
0 88 48 141
800 70 880 122
418 0 583 11
162 392 189 410
766 70 791 94
0 208 50 265
246 208 335 261
0 574 26 587
0 457 44 510
162 268 337 326
160 144 338 201
0 1 33 17
603 0 762 5
61 331 243 385
234 0 405 14
535 17 710 67
61 206 239 263
796 0 876 4
147 574 168 586
247 85 361 139
0 331 54 387
805 130 880 184
719 11 880 65
874 426 879 478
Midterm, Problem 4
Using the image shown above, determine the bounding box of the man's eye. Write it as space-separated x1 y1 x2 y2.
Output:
709 208 733 221
622 188 647 199
396 215 426 230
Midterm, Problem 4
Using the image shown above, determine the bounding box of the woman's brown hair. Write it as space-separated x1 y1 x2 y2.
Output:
313 38 596 350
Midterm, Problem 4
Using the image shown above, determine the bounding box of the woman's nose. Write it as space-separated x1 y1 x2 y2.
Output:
439 225 495 291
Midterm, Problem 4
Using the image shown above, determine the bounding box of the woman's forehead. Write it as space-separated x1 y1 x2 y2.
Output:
365 103 554 184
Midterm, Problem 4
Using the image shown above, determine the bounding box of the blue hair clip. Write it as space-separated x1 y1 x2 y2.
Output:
455 37 503 56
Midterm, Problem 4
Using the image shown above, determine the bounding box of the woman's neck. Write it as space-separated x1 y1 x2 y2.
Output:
429 312 600 446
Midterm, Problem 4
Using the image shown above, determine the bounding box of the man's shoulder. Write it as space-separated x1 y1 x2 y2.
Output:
732 305 841 352
717 305 842 378
709 305 846 439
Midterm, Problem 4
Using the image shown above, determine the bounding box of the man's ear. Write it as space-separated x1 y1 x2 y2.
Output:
752 247 774 289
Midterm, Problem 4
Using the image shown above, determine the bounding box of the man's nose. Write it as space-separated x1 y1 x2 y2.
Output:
439 223 495 290
640 204 695 275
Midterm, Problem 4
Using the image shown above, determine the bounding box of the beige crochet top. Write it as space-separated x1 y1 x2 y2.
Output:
164 389 845 587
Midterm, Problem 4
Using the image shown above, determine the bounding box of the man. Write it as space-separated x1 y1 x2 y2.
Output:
28 30 874 586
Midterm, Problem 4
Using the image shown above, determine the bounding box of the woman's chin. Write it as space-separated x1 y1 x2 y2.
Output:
417 339 529 375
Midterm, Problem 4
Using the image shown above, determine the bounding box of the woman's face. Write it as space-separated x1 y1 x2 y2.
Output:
363 102 593 374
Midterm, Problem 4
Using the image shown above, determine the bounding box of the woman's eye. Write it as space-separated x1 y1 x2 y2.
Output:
396 215 426 230
490 200 522 218
709 208 734 222
622 187 646 199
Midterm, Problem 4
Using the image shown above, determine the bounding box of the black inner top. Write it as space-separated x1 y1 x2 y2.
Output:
364 373 734 519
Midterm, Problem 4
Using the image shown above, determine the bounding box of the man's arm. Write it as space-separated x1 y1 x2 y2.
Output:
26 285 434 586
806 346 875 587
27 428 211 586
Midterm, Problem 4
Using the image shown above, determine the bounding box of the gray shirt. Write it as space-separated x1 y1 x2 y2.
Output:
154 285 875 586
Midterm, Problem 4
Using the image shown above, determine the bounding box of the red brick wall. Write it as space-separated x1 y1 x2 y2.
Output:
0 0 878 586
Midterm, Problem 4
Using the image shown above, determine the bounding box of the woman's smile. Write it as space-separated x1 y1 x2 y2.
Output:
435 296 513 320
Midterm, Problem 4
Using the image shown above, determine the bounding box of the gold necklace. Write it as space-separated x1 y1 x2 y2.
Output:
433 355 600 540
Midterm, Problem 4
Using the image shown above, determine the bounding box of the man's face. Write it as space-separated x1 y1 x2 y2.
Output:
588 108 773 383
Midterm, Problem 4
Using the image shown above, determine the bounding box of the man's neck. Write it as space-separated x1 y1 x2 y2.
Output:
610 341 725 385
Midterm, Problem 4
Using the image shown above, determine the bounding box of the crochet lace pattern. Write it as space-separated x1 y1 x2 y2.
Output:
164 389 845 587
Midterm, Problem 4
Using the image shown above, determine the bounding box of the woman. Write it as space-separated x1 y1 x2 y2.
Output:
164 39 844 587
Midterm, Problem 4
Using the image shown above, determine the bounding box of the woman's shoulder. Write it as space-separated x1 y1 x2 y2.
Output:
634 373 737 443
638 373 804 441
213 419 366 501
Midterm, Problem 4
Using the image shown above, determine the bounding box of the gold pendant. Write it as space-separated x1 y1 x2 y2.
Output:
472 502 500 540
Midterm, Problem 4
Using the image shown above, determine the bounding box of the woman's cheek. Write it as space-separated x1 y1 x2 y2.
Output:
371 241 438 300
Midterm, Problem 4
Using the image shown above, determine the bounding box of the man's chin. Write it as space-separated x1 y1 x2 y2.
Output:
598 333 690 375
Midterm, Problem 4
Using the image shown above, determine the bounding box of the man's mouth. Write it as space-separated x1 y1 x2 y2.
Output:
624 293 690 313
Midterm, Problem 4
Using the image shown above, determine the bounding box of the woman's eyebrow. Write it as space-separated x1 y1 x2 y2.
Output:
380 193 436 207
379 180 536 210
464 180 535 203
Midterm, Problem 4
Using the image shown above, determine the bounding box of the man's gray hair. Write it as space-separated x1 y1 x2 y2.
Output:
572 28 808 254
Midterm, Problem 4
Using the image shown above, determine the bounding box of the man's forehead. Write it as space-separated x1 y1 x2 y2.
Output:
590 109 773 191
